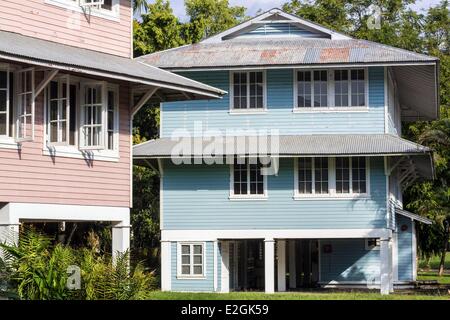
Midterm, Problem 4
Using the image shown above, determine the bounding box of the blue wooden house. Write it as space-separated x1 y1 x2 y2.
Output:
134 9 437 294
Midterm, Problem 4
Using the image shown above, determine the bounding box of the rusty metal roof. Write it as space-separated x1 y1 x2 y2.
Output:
137 38 437 70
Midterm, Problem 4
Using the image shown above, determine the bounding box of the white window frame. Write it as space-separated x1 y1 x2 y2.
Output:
44 0 120 21
43 76 120 162
0 65 10 138
229 159 268 200
293 68 369 113
365 238 381 250
229 70 267 114
294 157 370 199
294 157 331 197
105 84 120 151
15 68 35 143
46 75 71 146
79 81 106 150
177 242 206 279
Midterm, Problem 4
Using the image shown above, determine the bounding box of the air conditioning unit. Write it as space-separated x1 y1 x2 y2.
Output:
79 0 105 9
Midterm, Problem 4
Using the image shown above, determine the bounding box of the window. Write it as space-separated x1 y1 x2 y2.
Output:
15 69 34 142
336 157 367 194
351 69 366 107
231 71 265 110
81 0 113 10
365 238 380 250
334 69 349 107
45 0 119 20
47 76 76 145
0 69 9 136
179 243 205 278
80 83 104 149
106 89 117 150
296 70 328 108
295 157 368 198
232 158 266 197
297 157 329 195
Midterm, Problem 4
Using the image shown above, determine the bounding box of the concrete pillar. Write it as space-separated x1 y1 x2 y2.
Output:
264 239 275 293
112 222 130 263
289 240 296 289
277 240 286 292
160 241 172 291
380 237 392 295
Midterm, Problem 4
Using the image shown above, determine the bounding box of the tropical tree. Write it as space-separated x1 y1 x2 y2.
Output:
133 0 149 14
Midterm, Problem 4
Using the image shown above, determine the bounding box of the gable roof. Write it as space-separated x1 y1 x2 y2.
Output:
0 30 226 101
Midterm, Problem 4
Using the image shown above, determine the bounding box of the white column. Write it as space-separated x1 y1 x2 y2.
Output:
277 240 286 292
264 238 275 293
213 240 218 292
220 241 230 293
161 241 172 291
289 240 296 289
112 222 130 263
380 237 392 295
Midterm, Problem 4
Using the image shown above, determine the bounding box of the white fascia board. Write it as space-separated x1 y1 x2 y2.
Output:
2 203 129 224
161 228 392 241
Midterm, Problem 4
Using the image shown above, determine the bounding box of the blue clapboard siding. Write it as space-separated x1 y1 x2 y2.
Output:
162 157 387 230
396 216 413 281
233 23 327 39
171 241 215 292
160 67 385 137
320 239 380 283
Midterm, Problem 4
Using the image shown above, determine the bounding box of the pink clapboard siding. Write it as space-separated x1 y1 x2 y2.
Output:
0 73 132 208
0 0 132 58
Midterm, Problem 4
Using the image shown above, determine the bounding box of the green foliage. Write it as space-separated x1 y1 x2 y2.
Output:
0 229 157 300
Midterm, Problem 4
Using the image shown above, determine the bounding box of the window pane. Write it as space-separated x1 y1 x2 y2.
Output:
298 158 312 194
193 255 202 264
351 69 365 107
193 245 202 254
0 113 6 135
181 255 190 264
0 71 6 88
336 158 350 193
297 71 312 108
181 245 190 254
181 266 190 275
0 90 6 112
249 72 263 109
313 70 327 107
352 157 367 193
193 266 203 275
314 157 329 194
335 70 349 107
233 72 247 109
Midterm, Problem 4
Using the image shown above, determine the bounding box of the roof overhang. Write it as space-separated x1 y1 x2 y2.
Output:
0 31 226 102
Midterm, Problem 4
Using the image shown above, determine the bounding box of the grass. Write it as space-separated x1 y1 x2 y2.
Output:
148 291 450 300
419 252 450 269
418 272 450 284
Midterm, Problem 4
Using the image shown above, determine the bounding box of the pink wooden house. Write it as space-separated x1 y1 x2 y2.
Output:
0 0 224 255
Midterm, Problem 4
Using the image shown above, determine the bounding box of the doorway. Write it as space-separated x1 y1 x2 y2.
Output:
229 240 265 291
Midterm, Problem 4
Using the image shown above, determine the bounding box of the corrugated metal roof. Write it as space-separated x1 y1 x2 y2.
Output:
395 208 433 224
0 31 225 99
133 134 430 158
137 38 437 70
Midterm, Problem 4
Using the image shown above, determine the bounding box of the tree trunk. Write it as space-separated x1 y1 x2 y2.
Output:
438 222 449 277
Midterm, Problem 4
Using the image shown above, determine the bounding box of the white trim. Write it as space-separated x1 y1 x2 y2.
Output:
160 241 172 291
0 137 18 149
393 230 399 282
0 202 129 224
213 240 218 292
15 68 35 142
44 0 121 22
176 242 207 280
384 66 388 133
264 238 275 293
412 220 417 281
42 146 119 162
0 65 10 139
201 8 351 44
229 70 267 112
162 228 392 242
229 161 268 199
293 68 369 112
158 158 164 229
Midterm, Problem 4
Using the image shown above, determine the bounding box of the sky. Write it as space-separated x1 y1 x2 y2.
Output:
151 0 444 21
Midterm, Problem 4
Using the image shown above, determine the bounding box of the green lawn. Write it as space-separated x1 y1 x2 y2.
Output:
419 253 450 269
418 272 450 284
148 291 449 300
